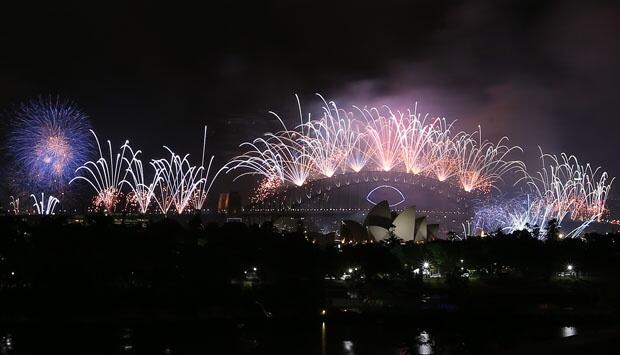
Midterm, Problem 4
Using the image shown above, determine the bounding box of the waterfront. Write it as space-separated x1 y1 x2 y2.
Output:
0 319 615 354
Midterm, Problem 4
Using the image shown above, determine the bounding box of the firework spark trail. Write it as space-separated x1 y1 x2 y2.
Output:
455 128 524 192
343 123 371 173
120 144 160 214
233 133 314 187
151 147 206 214
228 95 612 237
228 104 314 187
231 96 524 194
9 196 20 215
428 118 459 182
191 126 227 211
151 158 175 214
6 97 92 193
512 149 614 237
301 96 350 178
571 164 613 221
358 105 403 172
397 104 435 175
30 192 60 215
70 130 131 212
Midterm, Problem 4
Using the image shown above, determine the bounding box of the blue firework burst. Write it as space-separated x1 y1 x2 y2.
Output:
6 97 92 193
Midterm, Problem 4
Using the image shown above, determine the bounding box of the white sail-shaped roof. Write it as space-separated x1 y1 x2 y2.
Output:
392 205 416 241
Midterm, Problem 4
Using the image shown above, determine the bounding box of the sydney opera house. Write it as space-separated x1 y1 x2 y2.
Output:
340 201 439 243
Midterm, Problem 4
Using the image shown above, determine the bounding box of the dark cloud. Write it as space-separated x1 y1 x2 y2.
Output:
331 1 620 175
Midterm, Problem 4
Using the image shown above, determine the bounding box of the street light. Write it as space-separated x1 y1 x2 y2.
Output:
423 262 430 269
567 264 573 271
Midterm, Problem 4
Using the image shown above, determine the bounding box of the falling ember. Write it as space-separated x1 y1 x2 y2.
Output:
92 187 122 211
250 176 282 204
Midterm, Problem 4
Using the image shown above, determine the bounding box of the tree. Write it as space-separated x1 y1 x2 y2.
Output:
545 218 560 241
382 226 403 246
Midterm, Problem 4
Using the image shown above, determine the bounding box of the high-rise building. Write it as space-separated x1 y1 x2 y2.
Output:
217 192 242 214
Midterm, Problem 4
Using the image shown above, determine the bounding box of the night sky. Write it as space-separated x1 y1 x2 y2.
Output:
1 0 619 201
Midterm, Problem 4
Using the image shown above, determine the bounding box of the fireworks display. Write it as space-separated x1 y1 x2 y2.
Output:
190 126 223 211
455 130 523 193
6 97 92 193
70 130 131 212
472 150 615 238
121 144 160 214
249 176 283 204
228 95 523 194
70 126 223 214
9 196 20 215
1 93 615 238
227 95 615 238
30 192 60 215
151 147 205 214
516 150 614 238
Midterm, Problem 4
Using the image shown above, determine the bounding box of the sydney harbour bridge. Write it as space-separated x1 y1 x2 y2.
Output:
241 171 480 234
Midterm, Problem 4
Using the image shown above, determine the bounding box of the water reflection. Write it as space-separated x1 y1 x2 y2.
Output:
0 321 589 354
416 330 434 354
342 340 354 355
0 333 13 355
119 327 134 352
560 326 578 338
321 322 326 355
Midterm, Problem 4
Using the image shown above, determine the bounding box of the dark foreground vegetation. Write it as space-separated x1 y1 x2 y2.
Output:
0 214 619 326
